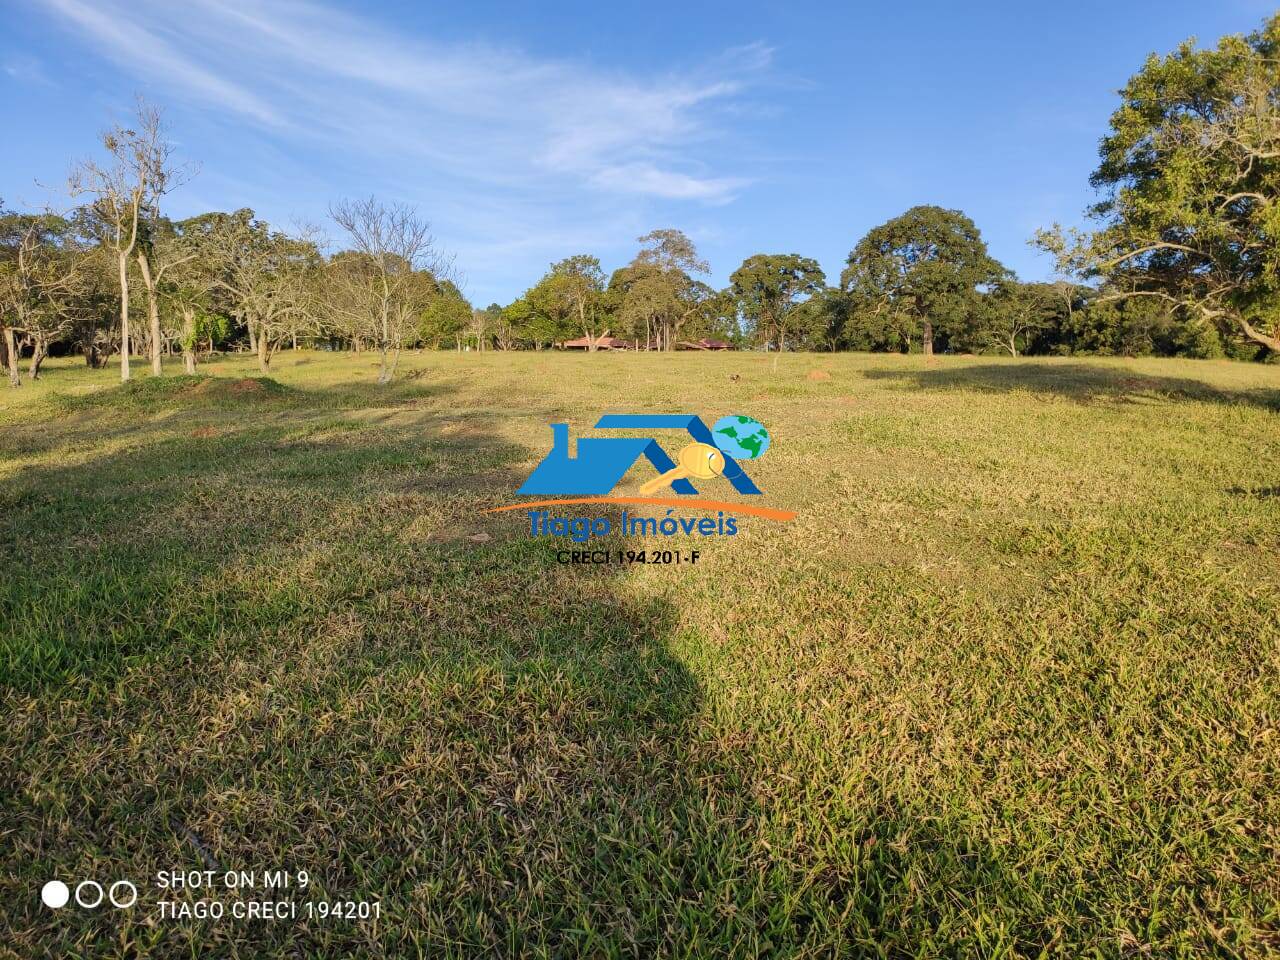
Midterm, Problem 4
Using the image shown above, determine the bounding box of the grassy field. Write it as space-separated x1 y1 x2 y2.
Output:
1 349 1278 958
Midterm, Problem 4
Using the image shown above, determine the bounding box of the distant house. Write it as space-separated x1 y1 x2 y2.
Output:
677 338 732 351
517 423 695 495
560 336 633 350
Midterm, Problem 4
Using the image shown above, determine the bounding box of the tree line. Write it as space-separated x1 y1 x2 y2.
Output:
4 12 1280 385
0 101 455 387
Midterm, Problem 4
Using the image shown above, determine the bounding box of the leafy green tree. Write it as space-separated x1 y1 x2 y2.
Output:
683 285 738 344
730 254 826 354
521 262 586 349
499 296 555 350
0 210 86 384
530 255 608 349
788 287 847 351
843 206 1003 357
1062 294 1221 358
1037 13 1280 356
611 229 710 350
980 281 1061 357
419 281 472 348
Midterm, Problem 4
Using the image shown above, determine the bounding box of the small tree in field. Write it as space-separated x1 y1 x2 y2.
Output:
329 198 450 383
417 281 472 349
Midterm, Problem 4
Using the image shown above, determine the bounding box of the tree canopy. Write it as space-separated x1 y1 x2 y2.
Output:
842 206 1004 356
1039 13 1280 355
730 253 825 352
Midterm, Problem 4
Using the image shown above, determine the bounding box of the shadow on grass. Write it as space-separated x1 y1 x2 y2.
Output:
0 375 1049 957
863 361 1280 411
37 371 460 416
0 385 750 957
0 373 466 468
1226 485 1280 499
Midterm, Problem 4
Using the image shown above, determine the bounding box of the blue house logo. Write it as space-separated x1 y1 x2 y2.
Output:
517 414 764 496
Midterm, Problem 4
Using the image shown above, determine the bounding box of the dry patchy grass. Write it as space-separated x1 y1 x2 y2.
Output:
1 350 1278 958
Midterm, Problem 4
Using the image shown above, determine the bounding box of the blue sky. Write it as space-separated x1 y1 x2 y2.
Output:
2 0 1273 307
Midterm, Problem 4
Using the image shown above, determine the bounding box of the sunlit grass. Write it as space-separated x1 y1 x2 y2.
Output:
2 350 1278 957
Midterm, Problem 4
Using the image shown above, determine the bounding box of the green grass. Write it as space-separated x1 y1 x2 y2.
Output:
1 349 1278 958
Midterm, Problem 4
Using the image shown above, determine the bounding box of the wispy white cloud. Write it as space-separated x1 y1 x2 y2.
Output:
590 163 748 202
39 0 765 201
35 0 770 301
42 0 282 124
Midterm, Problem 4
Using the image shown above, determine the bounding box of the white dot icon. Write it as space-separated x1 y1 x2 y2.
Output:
41 880 70 909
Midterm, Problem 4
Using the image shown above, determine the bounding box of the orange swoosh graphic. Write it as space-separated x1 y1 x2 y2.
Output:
483 497 797 522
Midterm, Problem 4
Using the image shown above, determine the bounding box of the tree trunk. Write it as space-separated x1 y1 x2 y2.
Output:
118 252 131 382
2 327 20 387
378 342 392 383
922 319 934 358
28 333 48 379
247 320 258 354
182 308 197 374
136 249 163 376
257 330 271 374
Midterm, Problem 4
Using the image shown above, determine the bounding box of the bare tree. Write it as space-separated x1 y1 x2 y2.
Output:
328 198 451 383
68 98 189 380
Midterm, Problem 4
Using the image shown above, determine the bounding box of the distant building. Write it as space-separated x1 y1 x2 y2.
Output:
677 338 732 351
559 336 633 350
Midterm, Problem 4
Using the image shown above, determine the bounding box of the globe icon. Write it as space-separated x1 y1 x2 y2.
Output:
712 415 770 460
